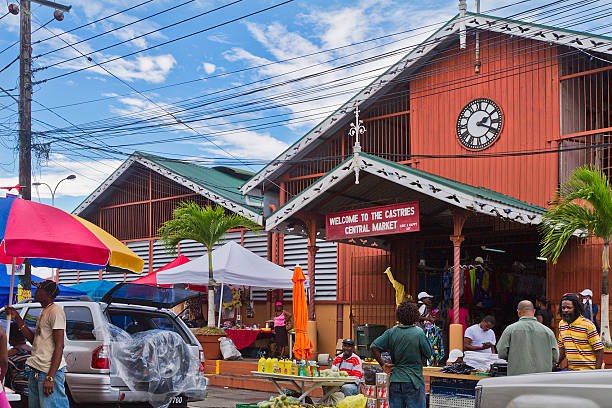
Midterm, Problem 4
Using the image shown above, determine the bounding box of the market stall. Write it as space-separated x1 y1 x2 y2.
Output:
251 371 358 403
157 242 303 357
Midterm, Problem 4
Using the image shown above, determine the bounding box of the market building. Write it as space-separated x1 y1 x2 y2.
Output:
241 12 612 352
66 151 341 347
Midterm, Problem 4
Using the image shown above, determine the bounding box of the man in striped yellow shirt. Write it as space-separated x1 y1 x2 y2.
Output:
557 293 603 370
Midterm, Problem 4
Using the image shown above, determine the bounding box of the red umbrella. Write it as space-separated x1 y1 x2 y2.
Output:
133 255 191 287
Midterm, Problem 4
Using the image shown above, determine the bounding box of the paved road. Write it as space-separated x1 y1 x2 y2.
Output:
188 386 275 408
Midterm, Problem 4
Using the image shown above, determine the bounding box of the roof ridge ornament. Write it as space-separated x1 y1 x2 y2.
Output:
349 107 366 184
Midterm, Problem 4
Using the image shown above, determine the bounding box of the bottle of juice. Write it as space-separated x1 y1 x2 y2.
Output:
297 360 307 376
265 357 274 373
257 357 266 372
312 362 319 377
272 358 280 374
285 359 293 375
291 360 298 376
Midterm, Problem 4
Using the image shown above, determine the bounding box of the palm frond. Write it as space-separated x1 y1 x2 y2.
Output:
158 202 260 254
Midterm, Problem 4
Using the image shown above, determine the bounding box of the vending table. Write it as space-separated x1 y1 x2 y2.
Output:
424 367 488 408
251 371 357 403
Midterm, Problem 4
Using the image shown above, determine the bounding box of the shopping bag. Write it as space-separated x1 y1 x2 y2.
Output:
219 337 242 360
337 394 367 408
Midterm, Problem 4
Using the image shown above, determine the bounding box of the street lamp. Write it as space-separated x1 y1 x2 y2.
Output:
33 174 76 206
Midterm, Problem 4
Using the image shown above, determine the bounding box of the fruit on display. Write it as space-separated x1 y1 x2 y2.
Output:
257 394 300 407
319 366 349 378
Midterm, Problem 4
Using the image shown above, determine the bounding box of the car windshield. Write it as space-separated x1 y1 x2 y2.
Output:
106 308 194 345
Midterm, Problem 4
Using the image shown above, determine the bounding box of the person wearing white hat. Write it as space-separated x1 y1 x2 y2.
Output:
580 289 599 331
417 292 434 321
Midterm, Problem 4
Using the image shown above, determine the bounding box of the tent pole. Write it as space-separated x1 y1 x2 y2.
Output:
217 283 224 328
6 257 17 342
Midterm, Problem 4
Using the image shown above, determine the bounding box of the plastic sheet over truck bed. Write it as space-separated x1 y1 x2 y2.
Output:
104 324 205 408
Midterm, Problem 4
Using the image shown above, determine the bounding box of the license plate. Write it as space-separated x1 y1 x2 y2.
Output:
169 395 187 407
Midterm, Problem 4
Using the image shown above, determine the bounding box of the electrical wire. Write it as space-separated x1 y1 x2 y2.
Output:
31 0 295 84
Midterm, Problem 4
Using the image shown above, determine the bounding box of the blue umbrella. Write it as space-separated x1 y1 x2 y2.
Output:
69 280 117 301
0 265 85 306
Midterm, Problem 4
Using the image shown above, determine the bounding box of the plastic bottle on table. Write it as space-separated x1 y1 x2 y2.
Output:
257 357 266 372
285 359 293 375
297 360 307 376
291 360 298 376
272 358 280 374
265 357 274 373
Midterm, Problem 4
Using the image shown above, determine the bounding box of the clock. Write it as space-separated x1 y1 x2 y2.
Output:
456 98 503 150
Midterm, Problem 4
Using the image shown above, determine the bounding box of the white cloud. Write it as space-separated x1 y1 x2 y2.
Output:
0 154 123 201
197 130 289 160
222 0 457 131
202 62 216 74
33 26 177 84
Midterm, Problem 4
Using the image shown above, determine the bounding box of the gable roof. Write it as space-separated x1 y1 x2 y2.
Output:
74 152 263 224
242 12 612 195
266 152 545 232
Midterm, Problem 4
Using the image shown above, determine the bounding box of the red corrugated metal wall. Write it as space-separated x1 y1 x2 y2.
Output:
410 33 560 208
548 238 609 318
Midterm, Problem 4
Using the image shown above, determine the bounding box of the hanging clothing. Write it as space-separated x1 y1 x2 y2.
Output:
422 323 445 366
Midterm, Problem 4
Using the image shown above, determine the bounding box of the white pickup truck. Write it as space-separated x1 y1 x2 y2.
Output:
475 369 611 408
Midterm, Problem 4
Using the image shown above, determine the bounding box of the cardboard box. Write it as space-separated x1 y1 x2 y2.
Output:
377 399 389 408
362 384 376 397
375 372 388 386
376 386 389 399
366 398 377 408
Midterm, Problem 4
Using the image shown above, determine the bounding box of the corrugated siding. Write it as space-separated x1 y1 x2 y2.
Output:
410 33 560 208
548 238 609 319
58 231 341 301
283 235 338 301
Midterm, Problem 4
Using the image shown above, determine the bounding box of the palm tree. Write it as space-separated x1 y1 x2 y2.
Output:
159 202 260 327
540 166 612 345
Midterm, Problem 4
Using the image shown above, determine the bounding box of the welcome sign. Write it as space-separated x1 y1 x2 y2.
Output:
325 202 420 240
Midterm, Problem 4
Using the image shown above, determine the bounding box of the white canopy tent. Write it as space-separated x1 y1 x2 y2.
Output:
157 240 297 288
156 241 299 326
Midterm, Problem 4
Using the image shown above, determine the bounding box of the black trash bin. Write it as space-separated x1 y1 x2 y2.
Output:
354 324 386 358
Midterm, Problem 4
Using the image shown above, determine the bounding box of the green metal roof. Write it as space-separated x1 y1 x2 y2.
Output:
361 153 545 214
135 152 263 213
273 152 544 224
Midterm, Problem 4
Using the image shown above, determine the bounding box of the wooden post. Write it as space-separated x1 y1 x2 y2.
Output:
18 0 32 298
306 218 319 320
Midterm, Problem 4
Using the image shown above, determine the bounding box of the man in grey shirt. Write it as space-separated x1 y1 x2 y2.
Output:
497 300 558 376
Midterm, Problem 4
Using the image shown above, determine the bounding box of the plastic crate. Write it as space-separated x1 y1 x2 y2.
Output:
429 394 475 408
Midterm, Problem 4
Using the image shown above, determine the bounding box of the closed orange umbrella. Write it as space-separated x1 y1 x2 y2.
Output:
292 265 313 360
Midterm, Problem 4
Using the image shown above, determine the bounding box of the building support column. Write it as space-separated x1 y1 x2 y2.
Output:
305 218 319 356
306 218 319 320
449 211 469 352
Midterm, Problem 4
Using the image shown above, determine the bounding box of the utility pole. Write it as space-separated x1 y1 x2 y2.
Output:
17 0 70 300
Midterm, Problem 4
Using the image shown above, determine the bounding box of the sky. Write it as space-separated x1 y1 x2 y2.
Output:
0 0 610 212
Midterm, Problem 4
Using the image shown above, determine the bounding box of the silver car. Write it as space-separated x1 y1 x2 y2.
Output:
475 370 612 408
6 283 208 408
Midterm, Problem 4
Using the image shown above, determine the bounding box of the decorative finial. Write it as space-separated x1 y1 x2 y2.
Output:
349 107 366 184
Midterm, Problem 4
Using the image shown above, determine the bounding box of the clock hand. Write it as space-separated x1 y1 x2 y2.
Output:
477 123 498 131
476 116 490 126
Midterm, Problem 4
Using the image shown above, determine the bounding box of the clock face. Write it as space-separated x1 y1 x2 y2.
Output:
456 98 503 150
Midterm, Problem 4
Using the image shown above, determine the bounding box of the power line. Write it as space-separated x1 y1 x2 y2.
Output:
32 1 610 136
32 0 295 84
32 0 217 60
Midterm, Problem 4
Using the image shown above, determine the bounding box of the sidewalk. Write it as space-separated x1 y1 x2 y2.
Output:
188 386 275 407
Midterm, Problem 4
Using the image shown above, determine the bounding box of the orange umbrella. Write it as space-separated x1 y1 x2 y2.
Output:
292 265 313 360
